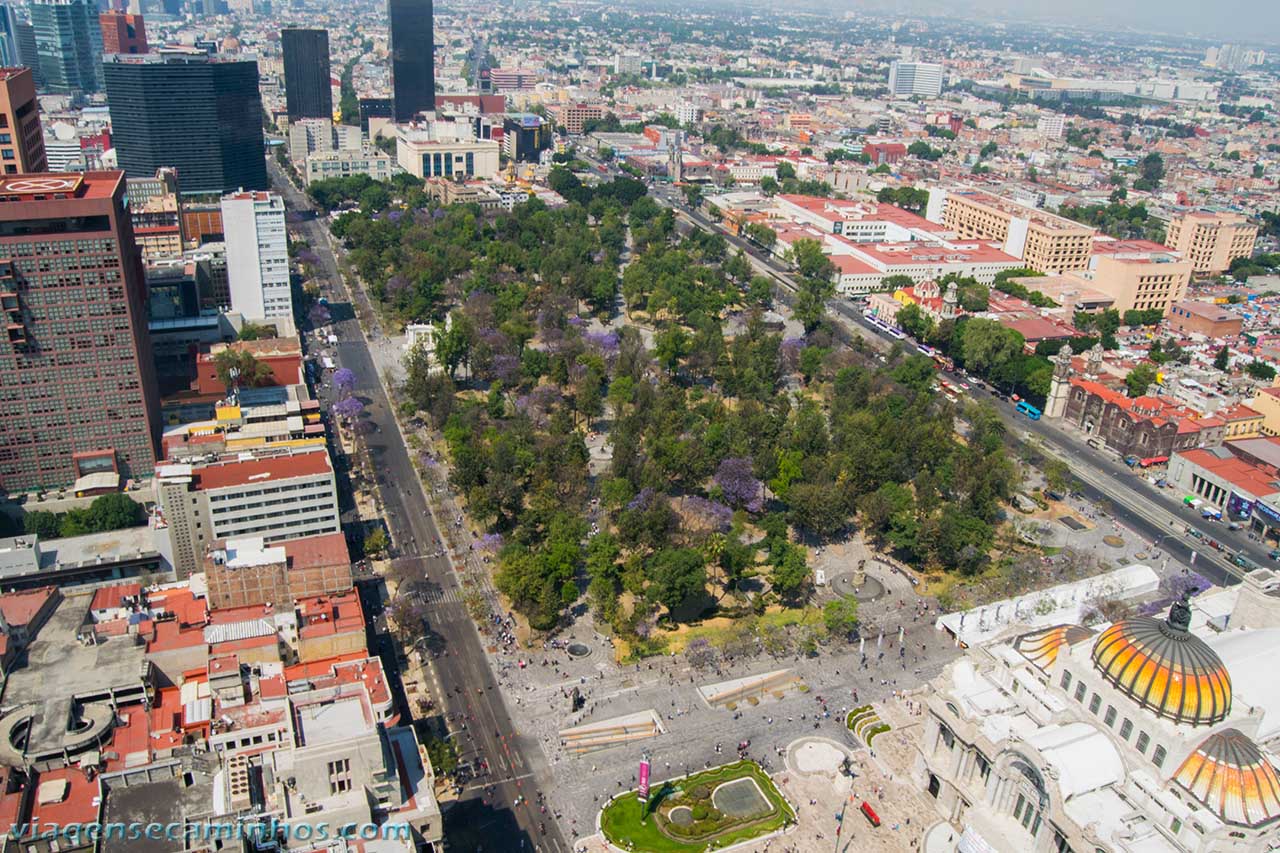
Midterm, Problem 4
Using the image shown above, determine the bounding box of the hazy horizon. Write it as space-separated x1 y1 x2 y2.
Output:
835 0 1280 46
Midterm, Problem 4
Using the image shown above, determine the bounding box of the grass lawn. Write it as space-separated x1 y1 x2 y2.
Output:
615 606 823 663
600 761 793 852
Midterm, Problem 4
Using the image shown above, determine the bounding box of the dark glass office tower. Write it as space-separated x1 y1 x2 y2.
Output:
388 0 434 123
281 28 331 120
30 0 102 95
103 51 267 195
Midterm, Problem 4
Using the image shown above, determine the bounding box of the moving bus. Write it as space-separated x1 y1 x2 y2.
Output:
1015 401 1042 420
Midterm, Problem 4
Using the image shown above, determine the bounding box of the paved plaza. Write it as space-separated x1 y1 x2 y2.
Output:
482 558 961 850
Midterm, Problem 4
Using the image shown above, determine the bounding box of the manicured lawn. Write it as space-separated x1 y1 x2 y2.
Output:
600 760 794 852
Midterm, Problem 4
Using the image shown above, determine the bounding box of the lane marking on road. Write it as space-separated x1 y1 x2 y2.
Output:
461 772 535 793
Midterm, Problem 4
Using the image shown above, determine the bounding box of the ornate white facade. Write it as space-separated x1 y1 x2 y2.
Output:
914 570 1280 853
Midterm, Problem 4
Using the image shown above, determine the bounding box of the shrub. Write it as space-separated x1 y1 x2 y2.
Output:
689 784 711 801
692 803 709 821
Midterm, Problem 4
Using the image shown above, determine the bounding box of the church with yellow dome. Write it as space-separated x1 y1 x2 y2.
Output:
913 567 1280 853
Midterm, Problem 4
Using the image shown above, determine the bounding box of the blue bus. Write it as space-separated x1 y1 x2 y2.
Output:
1016 401 1042 420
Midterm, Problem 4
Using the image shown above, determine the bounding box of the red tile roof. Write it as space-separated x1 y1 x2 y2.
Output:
1178 448 1280 498
283 532 350 570
191 449 332 492
145 619 206 653
296 590 365 640
146 587 208 627
0 587 57 628
90 582 141 612
28 768 101 829
104 705 151 772
1070 378 1225 437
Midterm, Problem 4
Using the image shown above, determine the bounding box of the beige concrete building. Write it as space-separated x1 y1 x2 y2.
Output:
554 101 607 135
929 188 1095 274
304 147 393 185
1247 387 1280 436
395 122 501 180
1165 211 1258 276
1067 253 1192 314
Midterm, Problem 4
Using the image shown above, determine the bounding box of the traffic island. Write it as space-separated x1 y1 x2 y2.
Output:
599 760 794 852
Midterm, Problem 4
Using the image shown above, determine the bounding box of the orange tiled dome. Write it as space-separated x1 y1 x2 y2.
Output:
1175 729 1280 827
1091 596 1231 727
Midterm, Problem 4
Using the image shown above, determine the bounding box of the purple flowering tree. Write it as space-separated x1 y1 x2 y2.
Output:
308 303 331 327
685 637 717 669
333 395 364 422
585 331 620 361
1162 571 1212 601
491 354 521 385
684 496 733 532
781 337 805 373
332 368 357 395
479 532 504 553
627 487 657 512
715 457 764 513
384 275 411 302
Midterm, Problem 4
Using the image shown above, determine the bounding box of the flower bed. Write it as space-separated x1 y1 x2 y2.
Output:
599 760 794 852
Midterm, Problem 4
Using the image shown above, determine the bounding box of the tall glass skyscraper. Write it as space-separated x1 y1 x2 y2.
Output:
103 51 267 196
0 5 22 68
281 28 332 120
387 0 434 123
30 0 101 95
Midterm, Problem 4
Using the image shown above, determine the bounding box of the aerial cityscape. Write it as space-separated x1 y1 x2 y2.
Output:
0 1 1275 851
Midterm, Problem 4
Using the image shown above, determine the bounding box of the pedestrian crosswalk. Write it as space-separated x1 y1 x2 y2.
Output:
419 586 464 606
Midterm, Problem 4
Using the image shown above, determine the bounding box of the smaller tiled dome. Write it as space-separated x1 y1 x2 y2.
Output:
1015 624 1093 672
1175 729 1280 828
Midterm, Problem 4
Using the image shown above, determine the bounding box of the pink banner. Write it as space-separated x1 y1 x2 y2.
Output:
638 760 651 801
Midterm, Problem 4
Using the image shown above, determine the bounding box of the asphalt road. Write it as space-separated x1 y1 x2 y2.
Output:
269 161 568 853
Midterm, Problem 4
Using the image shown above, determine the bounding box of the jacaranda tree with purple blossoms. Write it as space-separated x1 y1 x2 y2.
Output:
715 457 764 513
332 368 356 395
333 395 364 422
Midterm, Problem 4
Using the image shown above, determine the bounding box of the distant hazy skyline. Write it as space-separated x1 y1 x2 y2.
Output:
829 0 1280 45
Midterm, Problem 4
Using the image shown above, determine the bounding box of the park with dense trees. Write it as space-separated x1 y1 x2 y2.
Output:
331 179 1023 657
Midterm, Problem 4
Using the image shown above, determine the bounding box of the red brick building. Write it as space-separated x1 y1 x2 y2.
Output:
100 12 147 55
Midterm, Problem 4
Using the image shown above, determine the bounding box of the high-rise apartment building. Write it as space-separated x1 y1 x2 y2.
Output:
281 28 331 120
30 0 102 95
99 11 146 55
103 50 267 195
221 191 292 325
930 188 1095 274
387 0 434 123
0 68 47 173
1165 211 1259 276
0 171 160 492
888 60 943 97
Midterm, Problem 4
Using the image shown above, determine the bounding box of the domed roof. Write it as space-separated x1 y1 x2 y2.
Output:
1175 729 1280 828
1090 595 1231 727
1015 624 1093 672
